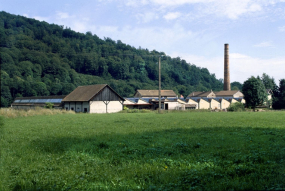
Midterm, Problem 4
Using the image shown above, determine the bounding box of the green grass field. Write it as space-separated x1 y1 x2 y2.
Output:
1 111 285 190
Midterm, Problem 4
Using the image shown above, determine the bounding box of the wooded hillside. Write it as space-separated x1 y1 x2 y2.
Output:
0 11 224 107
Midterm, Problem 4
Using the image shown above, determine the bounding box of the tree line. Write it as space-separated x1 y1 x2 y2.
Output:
242 73 285 110
0 11 225 107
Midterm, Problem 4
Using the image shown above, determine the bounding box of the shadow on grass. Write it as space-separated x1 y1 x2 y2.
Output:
21 126 285 190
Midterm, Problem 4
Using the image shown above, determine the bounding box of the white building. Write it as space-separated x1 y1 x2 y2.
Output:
62 84 125 113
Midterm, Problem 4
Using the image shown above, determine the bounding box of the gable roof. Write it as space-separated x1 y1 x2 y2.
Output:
207 98 219 102
185 98 198 103
215 90 242 97
135 90 177 97
187 91 203 97
62 84 124 102
189 97 209 103
187 91 215 98
123 98 152 105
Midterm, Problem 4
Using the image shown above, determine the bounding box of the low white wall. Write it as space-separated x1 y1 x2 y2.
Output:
107 101 123 113
90 101 123 113
165 102 180 110
210 100 220 109
199 99 210 109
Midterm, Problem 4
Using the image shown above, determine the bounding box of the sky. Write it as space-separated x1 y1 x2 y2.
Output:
1 0 285 83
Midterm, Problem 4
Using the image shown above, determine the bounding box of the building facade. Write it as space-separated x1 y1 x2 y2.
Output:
62 84 125 113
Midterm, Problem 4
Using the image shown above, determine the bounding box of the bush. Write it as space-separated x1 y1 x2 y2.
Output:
228 102 245 112
45 102 54 109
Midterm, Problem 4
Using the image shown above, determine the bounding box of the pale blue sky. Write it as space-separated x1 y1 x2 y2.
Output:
1 0 285 83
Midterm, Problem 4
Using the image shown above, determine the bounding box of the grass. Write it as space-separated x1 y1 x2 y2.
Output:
0 111 285 190
0 107 75 118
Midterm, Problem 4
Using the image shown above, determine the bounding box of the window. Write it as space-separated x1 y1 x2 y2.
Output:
66 107 68 110
84 108 87 112
71 107 74 111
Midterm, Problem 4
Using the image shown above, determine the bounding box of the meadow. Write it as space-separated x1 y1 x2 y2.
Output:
0 109 285 190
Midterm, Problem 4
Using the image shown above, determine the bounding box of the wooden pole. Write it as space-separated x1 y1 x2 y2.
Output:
159 56 161 113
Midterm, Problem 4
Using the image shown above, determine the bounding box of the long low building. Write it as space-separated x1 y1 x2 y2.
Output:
185 97 245 110
187 90 244 99
123 97 187 110
11 95 66 109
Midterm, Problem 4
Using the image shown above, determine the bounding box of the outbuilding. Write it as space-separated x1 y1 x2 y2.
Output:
62 84 125 113
11 95 66 109
123 98 152 110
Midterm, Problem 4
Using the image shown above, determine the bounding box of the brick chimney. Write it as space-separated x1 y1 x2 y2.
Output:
224 44 231 91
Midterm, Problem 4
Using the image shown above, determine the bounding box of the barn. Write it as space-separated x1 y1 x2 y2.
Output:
62 84 125 113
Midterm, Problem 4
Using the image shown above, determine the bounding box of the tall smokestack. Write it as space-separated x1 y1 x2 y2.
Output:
224 44 231 91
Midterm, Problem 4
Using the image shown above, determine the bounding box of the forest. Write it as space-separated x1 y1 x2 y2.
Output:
1 11 228 107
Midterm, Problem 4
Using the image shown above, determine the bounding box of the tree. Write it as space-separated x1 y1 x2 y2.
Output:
272 79 285 109
260 73 276 90
231 81 243 90
0 11 226 101
1 86 12 106
1 96 9 107
242 76 267 111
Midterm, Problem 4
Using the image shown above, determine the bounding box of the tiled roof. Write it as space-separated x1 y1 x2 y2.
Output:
187 91 215 98
123 98 151 105
62 84 124 102
215 90 241 96
136 90 177 97
187 91 203 97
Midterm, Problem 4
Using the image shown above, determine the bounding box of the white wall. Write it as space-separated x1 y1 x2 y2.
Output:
233 91 244 98
165 101 180 110
187 99 198 109
220 99 230 109
210 100 220 109
199 99 210 109
90 101 123 113
107 101 123 113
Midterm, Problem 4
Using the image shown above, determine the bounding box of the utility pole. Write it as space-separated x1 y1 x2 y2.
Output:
158 56 161 113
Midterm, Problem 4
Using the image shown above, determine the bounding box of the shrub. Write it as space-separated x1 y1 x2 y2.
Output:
228 102 245 112
45 102 54 109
